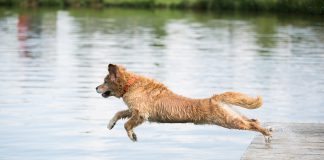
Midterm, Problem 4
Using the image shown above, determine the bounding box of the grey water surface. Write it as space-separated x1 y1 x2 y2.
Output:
0 8 324 160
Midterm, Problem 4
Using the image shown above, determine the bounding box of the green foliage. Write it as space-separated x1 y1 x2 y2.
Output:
0 0 323 14
38 0 65 7
0 0 21 6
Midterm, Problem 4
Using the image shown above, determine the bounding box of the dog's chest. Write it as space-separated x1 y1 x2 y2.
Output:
122 95 148 109
122 98 134 109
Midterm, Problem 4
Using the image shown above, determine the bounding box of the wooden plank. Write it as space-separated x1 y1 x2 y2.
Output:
241 123 324 160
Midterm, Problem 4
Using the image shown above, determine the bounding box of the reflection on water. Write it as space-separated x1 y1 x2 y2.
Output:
0 8 324 160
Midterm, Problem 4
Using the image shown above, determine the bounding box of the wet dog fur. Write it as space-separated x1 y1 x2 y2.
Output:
96 64 272 142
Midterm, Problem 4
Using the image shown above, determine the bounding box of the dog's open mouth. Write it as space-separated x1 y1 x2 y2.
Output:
102 91 111 98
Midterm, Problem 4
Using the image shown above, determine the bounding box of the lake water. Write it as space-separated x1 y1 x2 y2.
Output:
0 8 324 160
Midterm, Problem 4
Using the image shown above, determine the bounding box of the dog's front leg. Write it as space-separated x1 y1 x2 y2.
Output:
124 109 144 142
108 109 131 130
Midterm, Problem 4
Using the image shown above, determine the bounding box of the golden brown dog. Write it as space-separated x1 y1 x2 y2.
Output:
96 64 272 142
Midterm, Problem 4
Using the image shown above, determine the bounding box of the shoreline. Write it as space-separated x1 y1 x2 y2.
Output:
0 0 323 15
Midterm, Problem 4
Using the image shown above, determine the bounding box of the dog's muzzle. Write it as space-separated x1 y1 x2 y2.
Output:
96 86 111 98
101 90 111 98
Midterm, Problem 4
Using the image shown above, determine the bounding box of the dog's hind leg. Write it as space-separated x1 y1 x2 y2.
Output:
108 109 131 130
248 120 271 136
248 120 273 143
124 109 144 142
226 118 272 137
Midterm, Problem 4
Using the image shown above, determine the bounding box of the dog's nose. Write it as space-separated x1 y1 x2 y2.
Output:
96 86 98 90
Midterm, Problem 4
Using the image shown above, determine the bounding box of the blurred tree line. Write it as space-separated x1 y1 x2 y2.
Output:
0 0 103 7
0 0 323 14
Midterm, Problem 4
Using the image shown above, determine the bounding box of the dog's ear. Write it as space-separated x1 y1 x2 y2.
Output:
108 64 118 81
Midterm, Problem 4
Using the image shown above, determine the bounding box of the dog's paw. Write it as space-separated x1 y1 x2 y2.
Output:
267 126 274 133
264 135 272 143
127 131 138 142
131 133 137 142
107 120 116 130
264 126 273 144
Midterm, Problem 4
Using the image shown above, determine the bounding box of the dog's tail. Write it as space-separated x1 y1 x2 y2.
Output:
213 92 263 109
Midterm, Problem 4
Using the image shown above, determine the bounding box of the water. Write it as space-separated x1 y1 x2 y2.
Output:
0 8 324 160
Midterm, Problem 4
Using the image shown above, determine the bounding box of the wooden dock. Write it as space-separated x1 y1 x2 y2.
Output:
241 123 324 160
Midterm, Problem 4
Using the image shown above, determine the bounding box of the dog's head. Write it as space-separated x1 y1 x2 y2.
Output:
96 64 128 98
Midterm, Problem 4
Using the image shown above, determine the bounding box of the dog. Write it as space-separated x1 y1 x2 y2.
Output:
96 64 272 142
